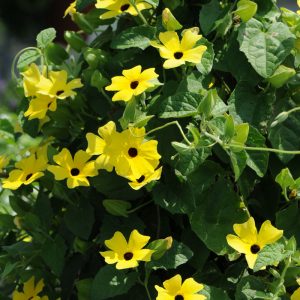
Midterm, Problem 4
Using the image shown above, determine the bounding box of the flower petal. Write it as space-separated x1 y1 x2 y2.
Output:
226 234 249 255
257 220 283 246
180 278 204 295
233 217 257 244
163 274 182 295
128 229 150 250
105 231 128 252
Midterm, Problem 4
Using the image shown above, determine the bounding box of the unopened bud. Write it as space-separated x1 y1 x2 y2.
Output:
162 8 182 31
270 111 289 127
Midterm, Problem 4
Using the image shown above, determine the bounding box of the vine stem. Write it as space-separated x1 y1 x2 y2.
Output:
202 130 300 155
273 257 291 299
127 199 153 214
146 121 192 145
129 0 149 25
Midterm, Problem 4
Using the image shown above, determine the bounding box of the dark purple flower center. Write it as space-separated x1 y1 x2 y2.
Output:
128 148 138 158
25 173 33 181
70 168 80 176
124 252 133 260
250 244 260 254
174 52 183 59
120 4 130 11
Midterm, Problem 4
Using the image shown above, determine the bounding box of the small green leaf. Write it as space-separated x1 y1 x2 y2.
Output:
224 115 235 142
196 38 215 75
17 49 41 70
36 28 56 49
275 168 295 193
103 199 132 217
146 240 193 270
234 0 257 22
267 65 296 88
143 0 159 7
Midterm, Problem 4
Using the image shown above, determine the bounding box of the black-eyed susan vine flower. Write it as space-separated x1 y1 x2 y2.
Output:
86 121 122 172
151 29 207 69
291 287 300 300
64 1 77 18
155 274 206 300
226 217 283 269
297 0 300 15
114 126 161 179
95 0 152 20
21 63 82 120
86 121 161 186
125 166 162 190
2 149 48 190
105 65 159 102
24 94 57 120
47 148 98 189
100 229 154 269
13 276 48 300
37 69 83 100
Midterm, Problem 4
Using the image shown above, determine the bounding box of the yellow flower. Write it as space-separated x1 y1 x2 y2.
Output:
21 63 45 98
114 126 161 178
86 121 123 172
100 229 154 269
105 65 159 102
95 0 152 20
0 155 9 172
226 217 283 269
291 287 300 300
13 276 48 300
64 1 77 18
298 0 300 15
24 94 57 120
155 274 206 300
48 149 98 189
37 69 83 99
2 151 48 190
126 166 162 190
151 30 207 69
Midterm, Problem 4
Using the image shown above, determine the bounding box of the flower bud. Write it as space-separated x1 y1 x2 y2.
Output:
270 111 289 128
162 8 182 31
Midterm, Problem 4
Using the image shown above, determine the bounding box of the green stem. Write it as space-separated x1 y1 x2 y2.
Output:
203 130 300 155
144 267 152 300
127 199 153 214
129 0 149 25
100 88 113 106
146 121 192 145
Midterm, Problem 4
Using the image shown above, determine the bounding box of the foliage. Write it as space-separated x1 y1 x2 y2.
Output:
1 0 300 299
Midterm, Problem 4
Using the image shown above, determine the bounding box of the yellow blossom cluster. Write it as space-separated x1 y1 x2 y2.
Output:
22 63 82 121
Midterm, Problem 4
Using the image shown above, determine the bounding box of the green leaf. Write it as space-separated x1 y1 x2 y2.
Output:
41 235 66 276
17 49 41 70
269 106 300 163
91 265 138 300
224 115 235 141
275 168 295 192
146 240 193 270
201 285 231 300
64 200 94 240
159 92 203 118
230 150 248 181
245 126 269 177
190 179 248 254
172 142 211 176
76 0 96 11
267 65 296 88
196 38 214 75
199 0 223 35
76 279 93 300
228 82 274 129
253 242 293 272
198 89 218 117
111 25 156 50
36 28 56 49
143 0 159 8
103 200 132 217
162 8 182 31
235 275 268 300
238 19 295 78
276 202 300 245
234 0 257 22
